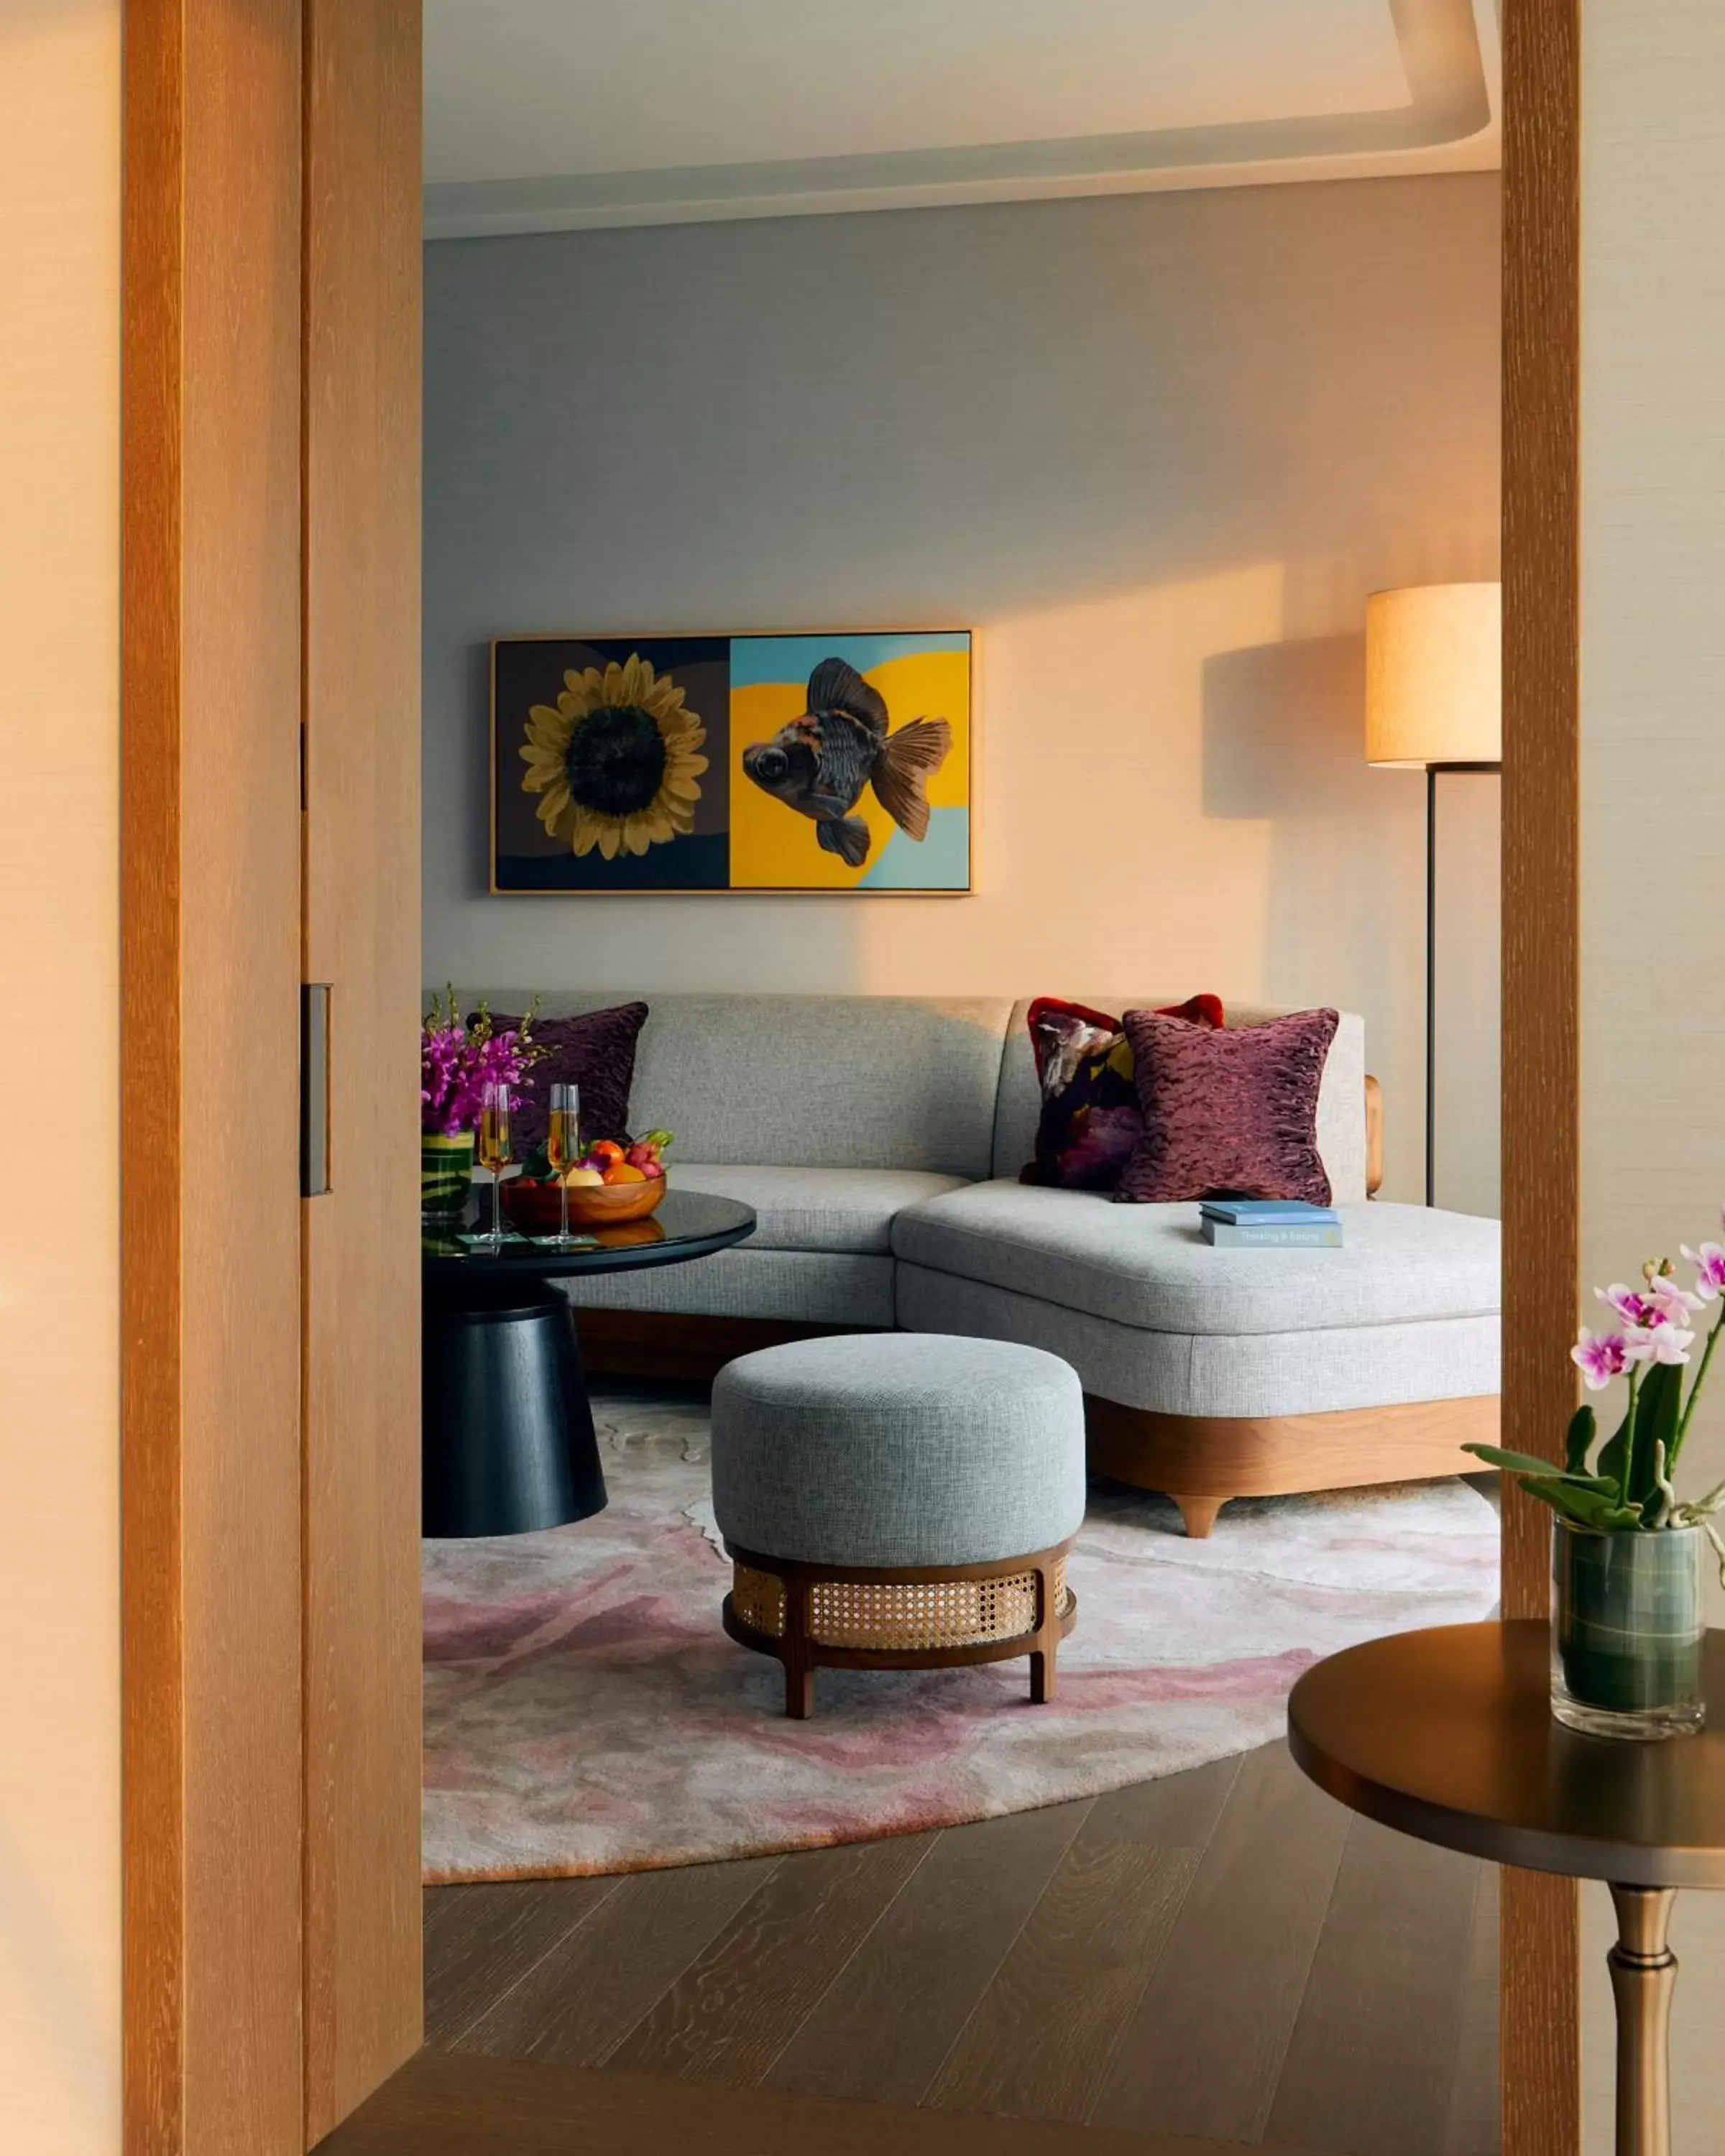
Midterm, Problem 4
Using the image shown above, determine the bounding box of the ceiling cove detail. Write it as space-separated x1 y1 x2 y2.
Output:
423 0 1497 241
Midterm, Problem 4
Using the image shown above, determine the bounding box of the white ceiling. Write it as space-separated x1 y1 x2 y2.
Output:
423 0 1499 240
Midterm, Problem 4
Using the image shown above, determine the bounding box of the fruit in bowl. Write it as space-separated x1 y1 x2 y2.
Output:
502 1128 674 1232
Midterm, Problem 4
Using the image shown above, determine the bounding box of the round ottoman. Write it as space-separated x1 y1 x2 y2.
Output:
712 1333 1085 1718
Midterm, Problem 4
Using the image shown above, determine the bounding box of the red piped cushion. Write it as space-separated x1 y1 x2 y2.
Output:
1114 1006 1337 1206
1021 993 1223 1191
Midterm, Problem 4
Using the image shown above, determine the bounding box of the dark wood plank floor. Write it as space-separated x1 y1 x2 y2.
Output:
424 1738 1499 2156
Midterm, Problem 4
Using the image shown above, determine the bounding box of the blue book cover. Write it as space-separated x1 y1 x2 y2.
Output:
1199 1198 1339 1225
1202 1220 1343 1249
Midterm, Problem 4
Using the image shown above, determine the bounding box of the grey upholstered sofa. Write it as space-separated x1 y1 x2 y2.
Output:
473 992 1501 1534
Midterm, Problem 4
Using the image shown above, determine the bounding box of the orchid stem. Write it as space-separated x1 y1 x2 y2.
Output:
1673 1299 1725 1472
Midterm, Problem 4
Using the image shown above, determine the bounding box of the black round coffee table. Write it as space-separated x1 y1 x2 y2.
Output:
421 1189 755 1537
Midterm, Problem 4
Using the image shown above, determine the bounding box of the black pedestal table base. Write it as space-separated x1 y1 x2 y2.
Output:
422 1283 605 1537
420 1189 758 1540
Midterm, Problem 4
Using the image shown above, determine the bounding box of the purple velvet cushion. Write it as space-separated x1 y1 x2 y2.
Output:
487 1001 648 1151
1114 1008 1338 1206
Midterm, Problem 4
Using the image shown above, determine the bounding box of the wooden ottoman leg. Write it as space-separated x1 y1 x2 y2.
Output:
783 1575 814 1721
1029 1561 1058 1704
1172 1493 1227 1539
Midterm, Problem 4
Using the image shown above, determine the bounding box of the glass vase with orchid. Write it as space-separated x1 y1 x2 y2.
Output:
1467 1225 1725 1739
419 990 543 1224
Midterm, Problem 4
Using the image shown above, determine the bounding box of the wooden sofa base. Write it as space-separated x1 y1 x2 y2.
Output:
1086 1393 1501 1538
574 1313 1500 1542
575 1309 883 1382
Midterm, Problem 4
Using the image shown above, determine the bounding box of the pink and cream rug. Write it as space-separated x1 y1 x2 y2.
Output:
423 1384 1499 1884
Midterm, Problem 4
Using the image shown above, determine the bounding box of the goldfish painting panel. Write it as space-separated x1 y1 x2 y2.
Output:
489 630 971 894
729 633 971 892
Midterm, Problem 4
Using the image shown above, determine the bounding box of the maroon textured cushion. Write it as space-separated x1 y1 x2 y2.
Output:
486 1001 648 1151
1020 993 1225 1190
1114 1008 1338 1206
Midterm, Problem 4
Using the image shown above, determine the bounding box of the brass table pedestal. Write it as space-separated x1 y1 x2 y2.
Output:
1289 1621 1725 2156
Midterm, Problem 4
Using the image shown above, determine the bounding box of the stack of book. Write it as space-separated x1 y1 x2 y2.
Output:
1200 1199 1342 1248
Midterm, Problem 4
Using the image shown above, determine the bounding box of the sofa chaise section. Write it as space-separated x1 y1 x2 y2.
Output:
892 1187 1500 1535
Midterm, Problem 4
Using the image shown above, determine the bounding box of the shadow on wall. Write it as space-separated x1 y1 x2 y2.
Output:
1202 632 1501 1212
1202 632 1425 1075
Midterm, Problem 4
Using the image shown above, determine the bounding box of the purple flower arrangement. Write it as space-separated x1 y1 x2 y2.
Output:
1467 1216 1725 1565
421 987 542 1135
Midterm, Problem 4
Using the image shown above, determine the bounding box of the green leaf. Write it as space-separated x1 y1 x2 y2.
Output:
1522 1478 1646 1531
1463 1443 1568 1476
1631 1363 1682 1514
1596 1403 1633 1496
1565 1404 1598 1476
1463 1445 1622 1491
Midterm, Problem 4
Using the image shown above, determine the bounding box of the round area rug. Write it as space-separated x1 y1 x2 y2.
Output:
423 1383 1499 1883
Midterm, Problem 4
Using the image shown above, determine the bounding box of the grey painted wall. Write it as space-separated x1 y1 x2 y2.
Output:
425 174 1501 1205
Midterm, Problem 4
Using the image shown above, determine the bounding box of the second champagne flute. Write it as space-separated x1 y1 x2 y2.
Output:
477 1080 513 1245
546 1082 583 1248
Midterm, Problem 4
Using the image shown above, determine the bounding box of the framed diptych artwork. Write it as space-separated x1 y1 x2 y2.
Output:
490 630 972 894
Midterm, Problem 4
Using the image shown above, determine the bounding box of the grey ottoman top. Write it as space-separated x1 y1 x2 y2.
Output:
712 1332 1085 1569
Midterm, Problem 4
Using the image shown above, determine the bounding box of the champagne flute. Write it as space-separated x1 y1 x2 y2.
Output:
477 1081 513 1245
546 1082 583 1248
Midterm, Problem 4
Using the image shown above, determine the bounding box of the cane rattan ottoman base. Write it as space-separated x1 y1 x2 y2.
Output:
722 1539 1077 1720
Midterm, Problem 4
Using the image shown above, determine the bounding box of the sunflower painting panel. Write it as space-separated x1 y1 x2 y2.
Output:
492 638 729 891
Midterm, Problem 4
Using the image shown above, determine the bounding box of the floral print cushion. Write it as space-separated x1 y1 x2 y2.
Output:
1021 994 1223 1191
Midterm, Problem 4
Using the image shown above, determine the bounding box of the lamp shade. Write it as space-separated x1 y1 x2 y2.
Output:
1365 582 1501 768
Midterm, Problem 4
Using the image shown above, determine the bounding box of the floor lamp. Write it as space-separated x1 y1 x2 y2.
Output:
1366 583 1502 1208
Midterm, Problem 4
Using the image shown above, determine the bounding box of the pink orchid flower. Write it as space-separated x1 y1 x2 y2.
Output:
1682 1240 1725 1302
1571 1328 1631 1391
1597 1278 1698 1331
1598 1283 1657 1328
1647 1273 1703 1325
1623 1324 1696 1368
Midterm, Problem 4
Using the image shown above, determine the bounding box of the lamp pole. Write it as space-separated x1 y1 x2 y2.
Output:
1364 581 1503 1210
1425 761 1500 1209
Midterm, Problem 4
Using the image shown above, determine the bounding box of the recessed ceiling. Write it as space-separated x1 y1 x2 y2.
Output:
423 0 1499 241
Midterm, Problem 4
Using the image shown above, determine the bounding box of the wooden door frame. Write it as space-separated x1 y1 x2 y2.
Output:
1501 1 1583 2150
121 0 1583 2148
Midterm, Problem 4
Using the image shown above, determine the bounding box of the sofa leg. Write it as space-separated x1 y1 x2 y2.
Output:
1172 1493 1226 1539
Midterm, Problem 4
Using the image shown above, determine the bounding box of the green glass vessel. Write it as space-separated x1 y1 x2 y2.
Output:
1550 1519 1706 1740
421 1129 475 1225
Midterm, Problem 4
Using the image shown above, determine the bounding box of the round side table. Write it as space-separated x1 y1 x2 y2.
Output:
420 1189 755 1537
1289 1620 1725 2156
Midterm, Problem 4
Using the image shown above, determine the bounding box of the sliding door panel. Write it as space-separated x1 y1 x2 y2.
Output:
300 0 426 2139
123 0 308 2148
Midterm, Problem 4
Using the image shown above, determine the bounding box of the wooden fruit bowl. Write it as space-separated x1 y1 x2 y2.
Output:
564 1176 667 1227
500 1175 667 1234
